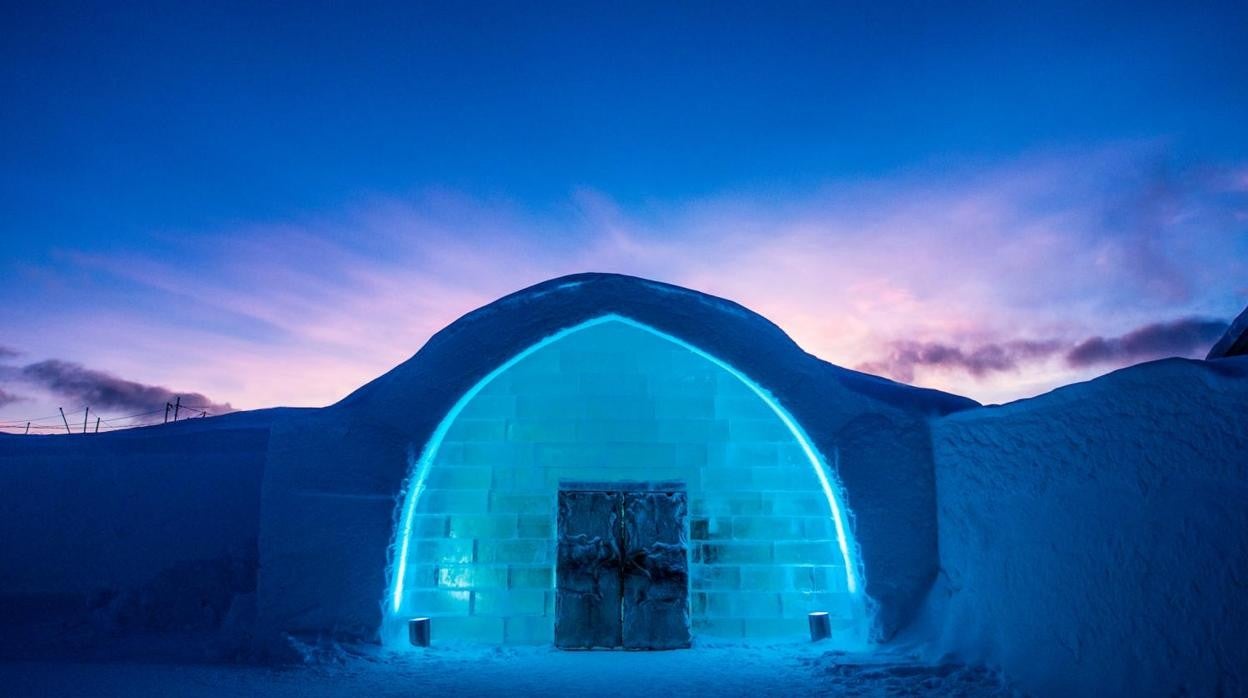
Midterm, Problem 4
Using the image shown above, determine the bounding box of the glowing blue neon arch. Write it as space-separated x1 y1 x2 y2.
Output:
387 313 862 615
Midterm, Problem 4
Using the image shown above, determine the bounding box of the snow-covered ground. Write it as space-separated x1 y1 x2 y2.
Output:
0 642 1020 697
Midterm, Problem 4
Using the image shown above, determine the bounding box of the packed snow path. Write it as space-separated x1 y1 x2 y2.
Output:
0 643 1019 697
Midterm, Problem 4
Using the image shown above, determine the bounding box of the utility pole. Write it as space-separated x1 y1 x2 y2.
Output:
83 407 89 434
59 407 71 434
24 422 30 435
173 396 181 422
95 417 100 434
165 402 172 424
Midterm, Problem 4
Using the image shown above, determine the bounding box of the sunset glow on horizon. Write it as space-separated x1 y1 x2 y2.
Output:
2 3 1246 431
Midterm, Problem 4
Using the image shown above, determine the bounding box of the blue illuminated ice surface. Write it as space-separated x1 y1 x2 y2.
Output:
387 315 867 647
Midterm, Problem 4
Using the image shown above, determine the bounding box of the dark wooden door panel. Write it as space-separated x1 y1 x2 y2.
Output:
554 490 622 649
555 483 689 650
622 490 691 649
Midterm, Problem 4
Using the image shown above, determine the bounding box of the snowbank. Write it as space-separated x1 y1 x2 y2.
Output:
924 357 1248 696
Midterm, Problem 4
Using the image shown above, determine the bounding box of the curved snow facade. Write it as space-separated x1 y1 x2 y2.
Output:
256 273 968 646
384 315 866 646
3 272 1244 695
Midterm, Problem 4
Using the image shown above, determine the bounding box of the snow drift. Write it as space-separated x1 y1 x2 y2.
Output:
923 356 1248 696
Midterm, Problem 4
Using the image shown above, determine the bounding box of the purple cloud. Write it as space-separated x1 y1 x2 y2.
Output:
857 339 1064 383
1066 317 1228 368
0 388 26 408
0 345 19 361
17 360 233 414
861 316 1229 383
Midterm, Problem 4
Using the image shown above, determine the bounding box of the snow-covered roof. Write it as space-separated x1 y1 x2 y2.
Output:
337 272 977 417
1207 303 1248 359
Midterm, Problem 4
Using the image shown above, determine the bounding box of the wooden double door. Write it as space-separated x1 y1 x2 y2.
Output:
554 482 691 650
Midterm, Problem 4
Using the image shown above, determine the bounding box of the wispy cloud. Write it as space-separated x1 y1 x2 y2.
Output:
0 144 1244 420
1066 317 1228 368
859 316 1230 385
0 388 26 408
14 360 233 415
857 339 1065 384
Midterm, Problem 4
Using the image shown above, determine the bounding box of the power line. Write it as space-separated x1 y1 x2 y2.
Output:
0 407 87 426
0 420 170 433
0 411 64 423
98 408 167 423
0 396 215 422
2 392 235 434
3 400 220 429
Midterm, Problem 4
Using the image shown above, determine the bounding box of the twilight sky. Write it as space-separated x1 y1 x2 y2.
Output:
2 2 1247 431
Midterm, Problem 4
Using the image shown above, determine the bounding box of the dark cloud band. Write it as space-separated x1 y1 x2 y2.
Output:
13 360 232 414
859 316 1228 383
1066 318 1229 368
857 339 1063 383
0 388 27 408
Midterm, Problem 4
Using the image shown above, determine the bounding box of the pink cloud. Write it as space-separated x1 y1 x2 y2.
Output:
2 144 1246 426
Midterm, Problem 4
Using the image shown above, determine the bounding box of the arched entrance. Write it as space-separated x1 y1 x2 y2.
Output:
383 314 868 647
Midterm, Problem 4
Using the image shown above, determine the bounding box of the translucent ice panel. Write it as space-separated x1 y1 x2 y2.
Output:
388 316 865 646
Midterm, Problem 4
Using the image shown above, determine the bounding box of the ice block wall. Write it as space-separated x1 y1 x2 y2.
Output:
391 318 865 645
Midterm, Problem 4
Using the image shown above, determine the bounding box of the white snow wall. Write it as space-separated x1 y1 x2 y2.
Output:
926 357 1248 696
0 421 269 632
